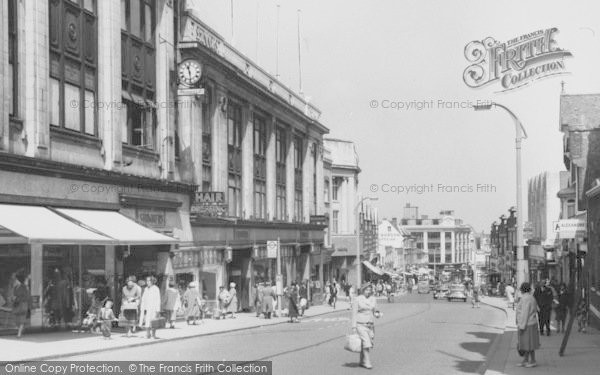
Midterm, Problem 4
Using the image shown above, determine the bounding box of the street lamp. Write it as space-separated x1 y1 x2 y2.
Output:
355 196 379 289
474 102 529 287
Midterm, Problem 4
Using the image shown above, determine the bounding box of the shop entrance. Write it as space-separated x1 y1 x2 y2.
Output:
0 245 31 333
227 249 251 311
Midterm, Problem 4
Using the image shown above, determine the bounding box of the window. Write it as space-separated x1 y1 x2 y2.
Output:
275 126 287 220
8 0 17 116
227 102 243 217
202 86 213 191
312 144 318 215
253 114 267 219
49 0 97 134
324 178 330 203
567 199 576 218
332 177 340 201
293 136 303 222
121 0 156 148
332 210 339 234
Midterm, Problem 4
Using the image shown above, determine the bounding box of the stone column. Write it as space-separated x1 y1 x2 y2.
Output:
105 245 116 300
212 86 228 193
177 92 202 183
22 0 49 158
285 129 294 222
315 143 325 215
451 231 456 263
0 0 7 151
97 0 122 170
440 231 446 264
302 140 313 223
241 105 254 219
265 117 276 220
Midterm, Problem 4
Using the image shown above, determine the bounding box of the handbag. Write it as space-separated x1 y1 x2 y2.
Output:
300 298 307 308
344 333 362 353
517 344 526 357
150 316 165 329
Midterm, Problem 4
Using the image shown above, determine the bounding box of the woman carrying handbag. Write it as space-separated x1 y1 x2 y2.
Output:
516 282 540 368
350 283 382 369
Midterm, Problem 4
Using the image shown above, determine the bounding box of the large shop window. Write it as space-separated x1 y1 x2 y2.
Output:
121 0 156 148
253 114 267 219
0 245 31 331
275 126 287 220
227 102 243 217
49 0 98 135
42 245 106 329
8 0 18 117
293 136 303 222
202 86 213 191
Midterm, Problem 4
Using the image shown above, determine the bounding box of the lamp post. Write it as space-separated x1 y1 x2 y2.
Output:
355 196 378 289
474 102 529 287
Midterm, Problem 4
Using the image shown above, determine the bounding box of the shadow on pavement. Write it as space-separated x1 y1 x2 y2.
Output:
451 331 500 373
341 362 361 368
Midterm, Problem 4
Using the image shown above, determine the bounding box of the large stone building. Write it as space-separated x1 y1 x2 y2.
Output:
0 0 330 332
400 206 474 280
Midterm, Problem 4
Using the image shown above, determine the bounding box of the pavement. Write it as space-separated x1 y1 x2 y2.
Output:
481 296 600 375
0 299 359 363
0 295 397 363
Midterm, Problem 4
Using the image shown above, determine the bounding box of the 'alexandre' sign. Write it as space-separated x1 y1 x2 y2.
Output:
191 191 228 217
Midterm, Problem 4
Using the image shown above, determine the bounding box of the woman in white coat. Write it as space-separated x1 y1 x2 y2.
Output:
139 276 161 339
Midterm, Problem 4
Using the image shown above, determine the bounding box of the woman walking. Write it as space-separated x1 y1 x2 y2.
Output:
516 282 540 368
261 281 276 319
183 281 202 325
288 282 300 323
351 283 382 369
163 281 180 329
121 276 142 337
139 276 161 339
227 282 238 319
555 284 570 333
13 272 30 338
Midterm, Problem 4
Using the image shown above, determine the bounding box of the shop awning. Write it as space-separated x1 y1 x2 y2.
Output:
56 208 177 245
0 204 114 244
362 260 384 276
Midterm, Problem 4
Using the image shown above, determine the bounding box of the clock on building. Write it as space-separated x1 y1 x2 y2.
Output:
178 59 202 86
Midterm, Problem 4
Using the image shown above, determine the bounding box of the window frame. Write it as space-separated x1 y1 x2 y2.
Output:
275 126 287 220
8 0 18 117
332 210 339 234
48 0 98 135
121 0 156 149
293 136 303 222
202 86 213 191
253 113 267 219
227 101 243 217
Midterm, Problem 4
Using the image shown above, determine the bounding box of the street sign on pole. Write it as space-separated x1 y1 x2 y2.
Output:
267 241 278 258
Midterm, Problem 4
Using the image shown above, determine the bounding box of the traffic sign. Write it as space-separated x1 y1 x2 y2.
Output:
267 240 278 258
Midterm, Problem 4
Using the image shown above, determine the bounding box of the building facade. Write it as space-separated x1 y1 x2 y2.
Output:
400 207 474 281
0 0 331 332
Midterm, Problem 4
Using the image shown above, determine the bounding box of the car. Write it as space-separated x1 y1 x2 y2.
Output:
447 284 467 302
433 283 449 299
417 281 430 294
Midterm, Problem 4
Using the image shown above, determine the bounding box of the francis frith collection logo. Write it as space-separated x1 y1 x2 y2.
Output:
463 28 572 92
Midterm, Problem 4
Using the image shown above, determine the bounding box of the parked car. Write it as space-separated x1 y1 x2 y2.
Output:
417 281 430 294
447 284 467 302
433 283 449 299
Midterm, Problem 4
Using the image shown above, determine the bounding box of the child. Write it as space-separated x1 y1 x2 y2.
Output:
99 299 117 339
576 299 588 333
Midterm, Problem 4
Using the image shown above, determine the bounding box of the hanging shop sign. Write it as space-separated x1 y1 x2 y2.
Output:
553 218 586 239
191 191 228 217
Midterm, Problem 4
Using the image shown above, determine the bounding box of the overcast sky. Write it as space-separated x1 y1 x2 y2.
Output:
190 0 600 232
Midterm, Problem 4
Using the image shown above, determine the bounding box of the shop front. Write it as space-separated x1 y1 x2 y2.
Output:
0 204 178 334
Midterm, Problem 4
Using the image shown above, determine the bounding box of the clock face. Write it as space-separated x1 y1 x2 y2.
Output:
178 60 202 86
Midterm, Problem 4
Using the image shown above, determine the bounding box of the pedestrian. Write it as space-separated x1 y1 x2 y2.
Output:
534 280 554 336
576 298 588 333
217 286 231 319
329 281 338 309
376 281 384 297
254 282 264 317
163 281 180 329
120 275 142 337
99 299 117 339
555 283 570 333
227 282 238 319
351 283 382 369
299 281 308 316
471 284 480 308
324 281 331 305
139 275 161 339
505 283 516 309
288 282 300 323
516 282 540 368
182 281 201 325
262 281 276 319
12 272 31 338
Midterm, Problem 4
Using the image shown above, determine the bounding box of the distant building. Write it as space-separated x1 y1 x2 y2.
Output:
400 206 474 280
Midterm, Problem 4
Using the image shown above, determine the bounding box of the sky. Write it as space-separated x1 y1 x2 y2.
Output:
188 0 600 232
